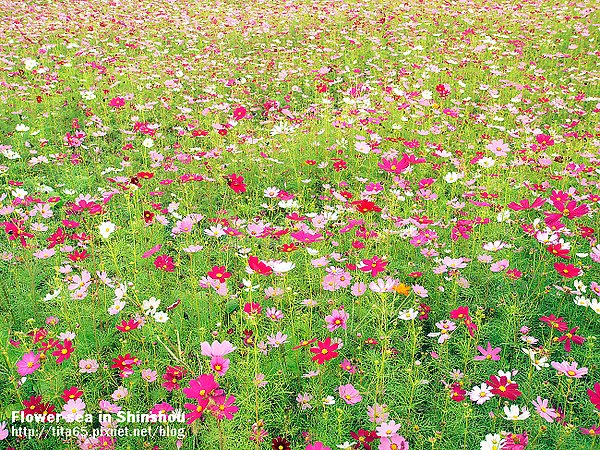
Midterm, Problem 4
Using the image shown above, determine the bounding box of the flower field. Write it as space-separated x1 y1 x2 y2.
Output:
1 0 600 449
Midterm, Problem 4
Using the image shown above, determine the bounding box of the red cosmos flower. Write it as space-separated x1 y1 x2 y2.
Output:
52 340 74 364
506 268 523 280
418 303 431 320
359 255 388 277
587 382 600 410
61 386 83 402
233 106 247 120
350 429 377 450
143 210 155 224
137 171 154 179
539 314 568 332
116 319 140 333
486 375 522 400
154 254 175 272
37 402 57 421
29 328 49 344
507 197 547 211
554 262 581 278
547 244 570 259
111 353 140 377
450 383 466 402
1 220 34 246
22 395 43 415
581 425 600 436
162 365 187 391
286 212 308 221
62 220 80 228
450 306 469 320
464 317 478 338
226 173 246 194
38 338 59 358
68 250 89 262
47 227 66 248
248 256 272 275
351 200 381 213
207 266 231 280
243 302 262 317
280 243 298 252
557 327 585 353
310 337 339 364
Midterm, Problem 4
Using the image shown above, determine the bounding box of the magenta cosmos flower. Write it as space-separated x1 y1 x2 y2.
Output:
16 351 41 376
306 443 331 450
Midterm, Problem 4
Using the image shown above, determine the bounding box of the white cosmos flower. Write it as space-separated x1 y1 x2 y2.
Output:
24 58 38 70
269 260 295 274
142 297 160 314
478 157 495 168
142 138 154 148
482 241 507 252
98 221 116 239
43 289 61 302
480 433 504 450
504 404 530 421
496 210 510 222
80 90 96 100
398 308 418 320
16 124 30 132
154 311 169 323
278 199 299 209
444 172 463 183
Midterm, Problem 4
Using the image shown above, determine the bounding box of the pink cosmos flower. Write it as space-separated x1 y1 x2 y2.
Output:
351 281 367 296
473 342 502 361
340 358 357 374
62 399 86 422
325 308 349 332
367 403 389 424
379 435 409 450
200 340 236 358
339 383 362 405
79 359 99 374
551 361 588 378
210 356 230 376
376 420 401 438
486 139 510 156
532 396 558 423
490 259 509 273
